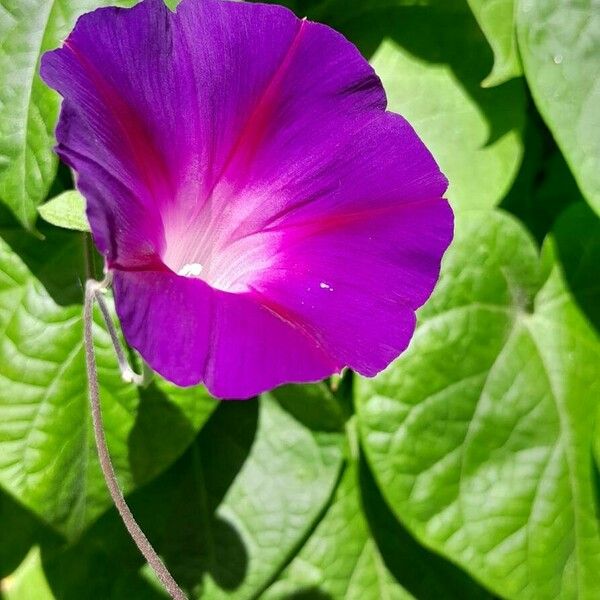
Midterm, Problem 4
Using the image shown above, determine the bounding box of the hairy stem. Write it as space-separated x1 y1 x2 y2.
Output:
84 277 187 600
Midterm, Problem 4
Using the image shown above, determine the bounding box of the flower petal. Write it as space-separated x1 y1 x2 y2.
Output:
41 0 453 396
40 0 390 268
41 0 177 266
113 270 337 398
254 196 454 376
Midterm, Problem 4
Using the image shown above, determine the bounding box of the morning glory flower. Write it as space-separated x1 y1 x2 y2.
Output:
41 0 452 399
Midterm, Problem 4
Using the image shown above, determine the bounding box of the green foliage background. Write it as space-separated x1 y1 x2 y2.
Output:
0 0 599 598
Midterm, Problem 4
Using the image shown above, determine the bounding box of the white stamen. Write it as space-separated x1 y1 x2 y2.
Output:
178 262 204 278
320 281 333 291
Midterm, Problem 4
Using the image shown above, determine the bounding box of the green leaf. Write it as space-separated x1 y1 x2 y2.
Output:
0 225 216 539
552 202 600 332
263 462 414 600
551 203 600 475
0 0 136 229
2 547 54 600
516 0 600 215
38 191 89 232
42 397 344 599
190 397 343 600
356 210 600 599
360 2 525 210
271 381 349 433
358 458 495 600
0 488 59 580
265 407 494 600
466 0 522 86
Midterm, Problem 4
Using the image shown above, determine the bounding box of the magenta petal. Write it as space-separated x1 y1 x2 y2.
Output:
254 197 454 377
113 270 337 399
112 269 211 387
41 0 453 398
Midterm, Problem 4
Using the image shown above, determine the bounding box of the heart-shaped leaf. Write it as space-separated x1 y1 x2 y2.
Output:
357 210 600 599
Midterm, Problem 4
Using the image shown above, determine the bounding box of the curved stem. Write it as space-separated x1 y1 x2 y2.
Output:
84 277 187 600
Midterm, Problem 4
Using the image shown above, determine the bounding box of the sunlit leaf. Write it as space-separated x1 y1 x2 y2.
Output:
466 0 522 86
517 0 600 215
357 210 600 599
38 191 88 232
0 222 215 539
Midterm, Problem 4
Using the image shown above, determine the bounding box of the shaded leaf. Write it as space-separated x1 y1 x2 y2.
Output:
271 381 348 433
357 210 600 599
187 397 343 599
0 488 59 580
552 202 600 332
501 117 583 245
42 397 344 600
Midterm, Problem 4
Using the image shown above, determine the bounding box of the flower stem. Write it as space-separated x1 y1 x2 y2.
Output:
93 278 144 385
84 277 187 600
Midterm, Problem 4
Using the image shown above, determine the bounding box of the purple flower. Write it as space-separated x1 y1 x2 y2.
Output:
40 0 452 399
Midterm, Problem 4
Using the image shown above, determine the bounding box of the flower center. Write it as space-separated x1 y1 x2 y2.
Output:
161 212 279 294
